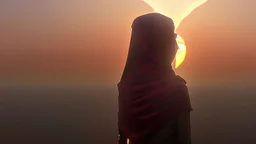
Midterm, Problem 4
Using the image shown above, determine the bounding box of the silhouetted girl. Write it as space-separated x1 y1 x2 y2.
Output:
118 13 192 144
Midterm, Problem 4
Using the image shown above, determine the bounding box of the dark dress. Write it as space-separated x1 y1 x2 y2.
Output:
119 108 191 144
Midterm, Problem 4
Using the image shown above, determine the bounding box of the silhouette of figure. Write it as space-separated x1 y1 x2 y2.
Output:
118 13 192 144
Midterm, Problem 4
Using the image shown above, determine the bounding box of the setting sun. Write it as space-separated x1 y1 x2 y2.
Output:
175 34 187 68
143 0 208 69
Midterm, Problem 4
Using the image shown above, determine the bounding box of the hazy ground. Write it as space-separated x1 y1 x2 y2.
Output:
0 84 256 144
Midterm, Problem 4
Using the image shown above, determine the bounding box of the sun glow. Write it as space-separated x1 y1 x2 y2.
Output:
175 34 187 69
143 0 208 69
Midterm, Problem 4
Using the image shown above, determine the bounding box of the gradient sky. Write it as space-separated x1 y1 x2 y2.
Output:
1 0 255 86
0 0 154 86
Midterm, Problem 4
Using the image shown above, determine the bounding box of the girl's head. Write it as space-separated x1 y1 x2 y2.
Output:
121 13 178 79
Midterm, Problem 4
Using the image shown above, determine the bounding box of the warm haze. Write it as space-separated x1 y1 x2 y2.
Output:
1 0 255 86
0 0 206 86
1 1 256 144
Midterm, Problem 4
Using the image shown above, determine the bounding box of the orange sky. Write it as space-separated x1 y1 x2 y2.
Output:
0 1 153 86
1 0 256 86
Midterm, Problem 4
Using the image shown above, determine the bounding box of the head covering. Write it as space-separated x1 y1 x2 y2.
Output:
118 13 192 144
121 13 177 81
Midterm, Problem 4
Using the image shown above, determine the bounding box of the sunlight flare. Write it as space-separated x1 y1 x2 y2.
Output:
175 34 187 69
